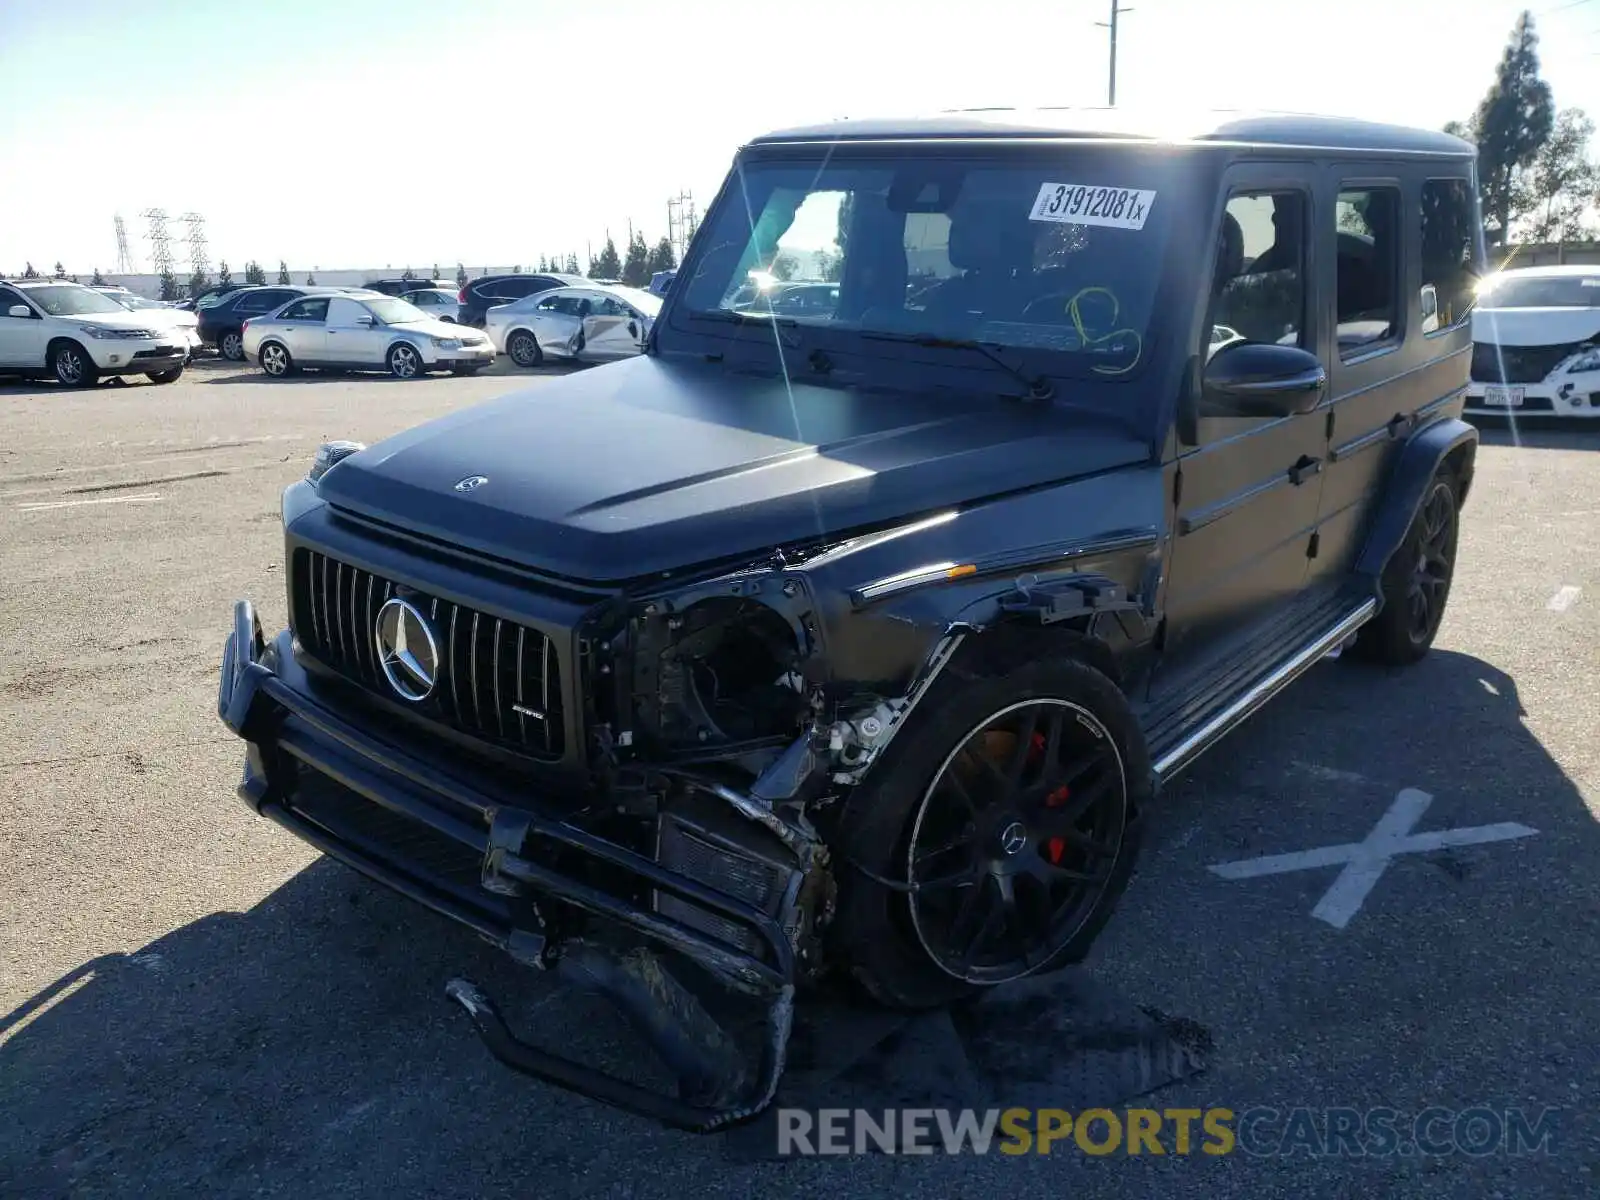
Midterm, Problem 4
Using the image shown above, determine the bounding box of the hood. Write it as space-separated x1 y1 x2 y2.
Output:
314 355 1152 584
136 307 198 329
1471 306 1600 347
70 309 169 333
388 317 469 339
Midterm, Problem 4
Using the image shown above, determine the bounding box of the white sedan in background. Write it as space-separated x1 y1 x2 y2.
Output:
108 291 204 359
485 283 660 368
1468 264 1600 418
241 293 495 379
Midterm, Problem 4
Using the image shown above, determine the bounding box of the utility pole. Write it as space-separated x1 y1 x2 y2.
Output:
1095 1 1133 106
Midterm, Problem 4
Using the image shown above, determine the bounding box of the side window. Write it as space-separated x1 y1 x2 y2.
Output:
535 294 565 312
325 297 370 326
1420 178 1480 331
497 279 537 300
0 286 30 315
280 297 330 322
236 290 286 314
1209 191 1307 349
1335 187 1401 354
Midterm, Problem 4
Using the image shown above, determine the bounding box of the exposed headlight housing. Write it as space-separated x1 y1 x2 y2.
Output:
1566 347 1600 374
431 336 462 350
307 440 366 484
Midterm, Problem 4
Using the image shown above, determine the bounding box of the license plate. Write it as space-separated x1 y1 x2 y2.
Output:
1481 386 1524 407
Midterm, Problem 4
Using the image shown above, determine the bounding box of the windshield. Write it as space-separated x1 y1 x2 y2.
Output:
113 294 165 310
1477 273 1600 309
367 297 428 323
607 287 662 317
673 151 1177 380
24 284 129 316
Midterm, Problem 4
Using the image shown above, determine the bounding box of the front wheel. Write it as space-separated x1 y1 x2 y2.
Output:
1353 471 1460 665
219 330 245 361
146 367 183 384
829 652 1148 1009
507 329 542 368
386 341 423 379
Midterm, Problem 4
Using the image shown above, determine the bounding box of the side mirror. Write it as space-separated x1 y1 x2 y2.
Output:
7 304 30 319
1200 341 1326 418
356 314 375 327
627 320 638 338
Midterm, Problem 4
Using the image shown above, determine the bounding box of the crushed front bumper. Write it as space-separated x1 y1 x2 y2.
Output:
217 599 796 1131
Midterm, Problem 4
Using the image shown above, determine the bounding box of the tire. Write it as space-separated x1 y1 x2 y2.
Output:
258 341 294 378
51 340 97 387
386 341 423 379
146 367 184 384
507 329 542 368
1352 470 1460 666
451 366 483 376
219 330 245 361
828 648 1150 1010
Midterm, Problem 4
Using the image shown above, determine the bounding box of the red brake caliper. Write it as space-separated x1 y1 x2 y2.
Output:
1027 732 1071 865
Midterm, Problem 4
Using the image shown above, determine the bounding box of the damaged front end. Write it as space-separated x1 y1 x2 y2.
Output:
217 539 966 1131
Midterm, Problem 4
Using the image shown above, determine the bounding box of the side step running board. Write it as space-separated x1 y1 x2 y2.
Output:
1151 598 1376 786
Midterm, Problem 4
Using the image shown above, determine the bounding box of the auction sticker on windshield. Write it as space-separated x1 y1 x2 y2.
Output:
1029 183 1156 230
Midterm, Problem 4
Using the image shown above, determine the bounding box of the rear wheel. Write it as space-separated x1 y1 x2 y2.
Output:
829 652 1148 1009
386 341 422 379
1353 471 1459 665
219 330 245 361
507 329 542 368
51 341 96 387
259 341 294 377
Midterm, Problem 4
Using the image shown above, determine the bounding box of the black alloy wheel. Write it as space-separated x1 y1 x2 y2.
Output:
905 697 1131 986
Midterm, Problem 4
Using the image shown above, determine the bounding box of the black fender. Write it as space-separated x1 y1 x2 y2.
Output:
1355 416 1478 580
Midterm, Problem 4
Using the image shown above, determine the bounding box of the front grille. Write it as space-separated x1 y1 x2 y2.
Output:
293 548 565 759
1471 340 1582 384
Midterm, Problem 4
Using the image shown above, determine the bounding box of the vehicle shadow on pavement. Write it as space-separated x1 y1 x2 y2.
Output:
2 649 1593 1197
200 361 590 386
1471 419 1600 450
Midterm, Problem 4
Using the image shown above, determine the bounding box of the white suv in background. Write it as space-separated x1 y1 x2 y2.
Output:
0 280 189 385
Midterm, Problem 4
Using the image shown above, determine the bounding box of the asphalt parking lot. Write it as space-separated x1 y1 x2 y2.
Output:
1 361 1596 1198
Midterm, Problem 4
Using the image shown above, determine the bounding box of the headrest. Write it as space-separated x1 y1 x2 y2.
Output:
948 205 1036 273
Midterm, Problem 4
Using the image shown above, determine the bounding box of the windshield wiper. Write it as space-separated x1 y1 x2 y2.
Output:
689 307 802 347
859 331 1056 401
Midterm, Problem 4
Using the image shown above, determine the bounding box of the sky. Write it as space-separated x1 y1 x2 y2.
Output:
3 0 1600 276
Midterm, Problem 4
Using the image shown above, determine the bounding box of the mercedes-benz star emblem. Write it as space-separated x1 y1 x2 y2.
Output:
454 474 489 492
999 821 1028 856
374 598 439 702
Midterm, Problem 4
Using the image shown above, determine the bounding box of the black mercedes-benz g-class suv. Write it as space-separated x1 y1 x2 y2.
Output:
218 109 1483 1130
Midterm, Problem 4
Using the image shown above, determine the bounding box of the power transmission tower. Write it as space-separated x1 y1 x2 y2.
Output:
666 191 698 263
180 212 210 279
113 214 138 274
1095 2 1134 106
140 208 175 277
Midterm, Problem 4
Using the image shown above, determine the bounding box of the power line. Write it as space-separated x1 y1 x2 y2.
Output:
1094 2 1135 106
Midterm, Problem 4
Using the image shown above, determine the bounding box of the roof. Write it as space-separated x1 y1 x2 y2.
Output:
748 107 1475 158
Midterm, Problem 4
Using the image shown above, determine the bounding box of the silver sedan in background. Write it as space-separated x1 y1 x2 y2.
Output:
485 283 661 368
398 287 462 323
241 292 495 379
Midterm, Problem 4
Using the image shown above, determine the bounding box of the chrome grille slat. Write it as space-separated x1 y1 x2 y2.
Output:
292 549 564 760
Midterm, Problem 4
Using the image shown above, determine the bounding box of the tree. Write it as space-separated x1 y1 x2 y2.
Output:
188 270 210 298
305 272 316 285
1470 10 1555 244
430 264 439 279
22 262 38 278
277 261 291 284
244 260 266 285
565 253 580 274
590 235 622 279
158 271 179 301
536 254 548 271
646 237 677 276
1521 107 1598 240
456 262 469 288
621 229 651 286
90 267 106 286
511 264 521 274
52 261 65 278
771 254 798 282
402 266 416 280
217 260 234 289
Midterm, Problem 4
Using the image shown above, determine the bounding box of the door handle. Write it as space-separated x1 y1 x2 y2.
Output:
1288 455 1323 485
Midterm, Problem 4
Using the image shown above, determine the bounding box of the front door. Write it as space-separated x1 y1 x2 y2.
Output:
1155 164 1332 681
582 296 643 359
0 286 47 369
324 296 384 365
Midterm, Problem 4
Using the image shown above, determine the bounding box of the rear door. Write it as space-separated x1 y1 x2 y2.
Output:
324 296 384 364
1156 161 1333 676
275 296 332 361
0 286 48 368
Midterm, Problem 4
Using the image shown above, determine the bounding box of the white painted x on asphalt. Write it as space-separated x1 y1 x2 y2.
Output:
1208 788 1540 929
